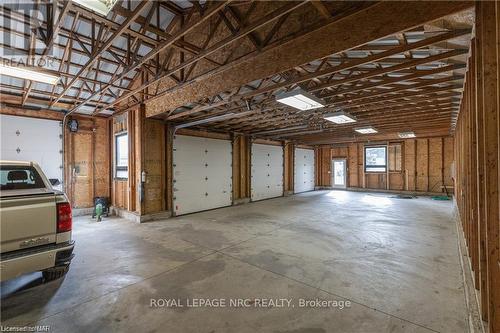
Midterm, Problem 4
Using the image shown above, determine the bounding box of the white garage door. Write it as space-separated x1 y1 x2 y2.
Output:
173 135 232 215
294 148 315 193
251 143 283 201
0 114 63 188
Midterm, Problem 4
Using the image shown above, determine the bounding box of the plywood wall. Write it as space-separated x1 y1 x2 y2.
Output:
232 135 251 200
283 143 294 193
315 147 331 186
111 108 167 215
315 136 454 193
143 118 166 214
64 116 110 209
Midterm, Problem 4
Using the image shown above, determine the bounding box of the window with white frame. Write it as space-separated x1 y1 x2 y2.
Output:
115 132 128 179
364 146 387 172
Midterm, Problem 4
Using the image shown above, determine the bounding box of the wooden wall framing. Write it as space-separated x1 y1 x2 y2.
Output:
454 2 499 331
111 106 167 215
315 136 454 193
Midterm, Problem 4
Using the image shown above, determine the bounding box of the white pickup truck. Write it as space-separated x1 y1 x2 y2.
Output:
0 161 74 282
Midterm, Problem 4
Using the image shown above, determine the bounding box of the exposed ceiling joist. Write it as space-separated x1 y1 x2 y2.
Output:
145 1 473 117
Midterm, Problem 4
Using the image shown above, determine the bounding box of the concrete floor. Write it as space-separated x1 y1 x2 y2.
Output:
1 190 467 332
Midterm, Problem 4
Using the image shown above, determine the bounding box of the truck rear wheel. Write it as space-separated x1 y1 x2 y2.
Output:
42 264 70 282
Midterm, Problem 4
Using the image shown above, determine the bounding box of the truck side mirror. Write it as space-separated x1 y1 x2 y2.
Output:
49 178 61 186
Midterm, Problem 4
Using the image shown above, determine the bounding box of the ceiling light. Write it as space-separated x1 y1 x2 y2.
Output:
0 63 59 85
72 0 118 16
355 127 378 134
399 131 416 138
323 111 357 124
275 89 325 111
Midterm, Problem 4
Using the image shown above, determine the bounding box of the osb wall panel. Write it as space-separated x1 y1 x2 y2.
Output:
388 143 404 191
232 135 251 200
143 119 166 214
403 139 415 191
284 143 294 192
389 173 404 191
315 147 331 186
366 173 386 189
331 147 348 158
66 116 110 208
428 138 443 192
93 117 111 201
348 143 359 187
443 137 454 187
416 139 429 191
70 132 93 208
316 136 454 193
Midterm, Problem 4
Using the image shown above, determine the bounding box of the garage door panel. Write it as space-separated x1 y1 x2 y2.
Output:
294 148 315 193
173 135 232 215
0 115 62 188
251 144 283 201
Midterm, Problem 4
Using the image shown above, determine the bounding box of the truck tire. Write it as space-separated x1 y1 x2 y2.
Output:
42 264 70 282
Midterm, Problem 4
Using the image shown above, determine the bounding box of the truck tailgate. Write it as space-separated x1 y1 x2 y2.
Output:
0 194 57 253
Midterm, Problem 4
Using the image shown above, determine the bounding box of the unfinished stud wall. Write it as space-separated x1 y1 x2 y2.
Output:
283 142 295 194
142 118 166 214
232 134 251 201
315 136 454 193
111 113 129 210
454 2 499 331
315 147 332 186
112 107 167 215
65 116 110 208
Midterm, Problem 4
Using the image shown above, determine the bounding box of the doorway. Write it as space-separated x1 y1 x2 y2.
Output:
332 159 347 188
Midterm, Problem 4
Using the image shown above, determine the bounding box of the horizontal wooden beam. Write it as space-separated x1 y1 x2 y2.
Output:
146 1 473 117
145 29 470 121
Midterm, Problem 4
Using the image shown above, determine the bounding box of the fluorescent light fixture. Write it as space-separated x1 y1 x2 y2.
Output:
323 111 357 124
398 131 416 138
355 127 378 134
72 0 118 16
0 63 59 85
275 89 325 111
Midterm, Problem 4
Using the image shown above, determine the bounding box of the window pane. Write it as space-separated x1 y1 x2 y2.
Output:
0 166 45 191
365 146 387 172
366 166 386 172
115 133 128 179
115 169 128 179
116 134 128 167
365 147 386 166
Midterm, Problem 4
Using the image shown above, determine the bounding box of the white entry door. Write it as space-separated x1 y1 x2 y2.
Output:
332 159 347 188
173 135 232 215
251 143 283 201
0 114 63 189
294 148 315 193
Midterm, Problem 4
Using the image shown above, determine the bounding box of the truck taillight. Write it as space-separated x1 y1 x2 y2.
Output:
57 202 72 233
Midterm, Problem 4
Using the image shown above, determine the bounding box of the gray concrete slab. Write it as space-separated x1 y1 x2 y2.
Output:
0 190 467 332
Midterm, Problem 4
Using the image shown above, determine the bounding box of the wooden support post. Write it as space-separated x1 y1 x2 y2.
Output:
479 1 500 330
474 2 488 318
